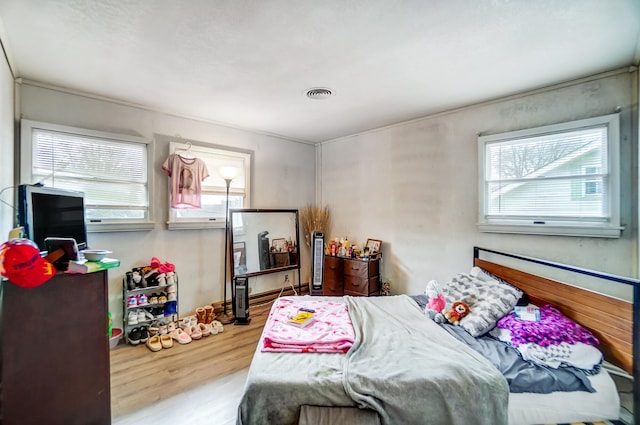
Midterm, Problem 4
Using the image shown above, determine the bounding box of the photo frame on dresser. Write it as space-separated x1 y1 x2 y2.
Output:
365 239 382 256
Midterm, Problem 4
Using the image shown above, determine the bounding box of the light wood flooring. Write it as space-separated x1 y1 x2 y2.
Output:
110 303 272 425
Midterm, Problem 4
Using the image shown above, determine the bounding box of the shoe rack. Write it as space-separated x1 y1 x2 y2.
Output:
122 267 179 345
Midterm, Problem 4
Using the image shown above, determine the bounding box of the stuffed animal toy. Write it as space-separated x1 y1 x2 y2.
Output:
424 280 447 324
443 301 471 326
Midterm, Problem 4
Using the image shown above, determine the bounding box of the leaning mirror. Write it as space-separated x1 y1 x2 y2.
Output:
229 209 300 280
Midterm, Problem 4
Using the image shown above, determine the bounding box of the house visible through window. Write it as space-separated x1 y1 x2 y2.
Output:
478 113 622 238
583 166 602 196
20 120 154 232
166 141 251 230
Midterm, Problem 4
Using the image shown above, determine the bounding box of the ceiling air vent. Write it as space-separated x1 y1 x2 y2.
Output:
305 87 333 100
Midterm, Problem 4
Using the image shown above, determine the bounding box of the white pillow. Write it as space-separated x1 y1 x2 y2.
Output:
442 273 522 337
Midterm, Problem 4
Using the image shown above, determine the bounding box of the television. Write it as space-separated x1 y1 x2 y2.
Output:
17 184 89 252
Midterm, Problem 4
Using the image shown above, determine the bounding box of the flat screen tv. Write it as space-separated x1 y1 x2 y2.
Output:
17 184 88 252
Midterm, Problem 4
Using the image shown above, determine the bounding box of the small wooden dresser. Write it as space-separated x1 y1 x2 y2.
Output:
322 256 380 297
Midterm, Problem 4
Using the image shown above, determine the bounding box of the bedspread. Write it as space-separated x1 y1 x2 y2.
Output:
237 295 509 425
262 297 355 353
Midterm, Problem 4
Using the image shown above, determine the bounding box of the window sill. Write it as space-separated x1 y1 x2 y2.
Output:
166 221 225 230
477 223 624 238
87 221 156 233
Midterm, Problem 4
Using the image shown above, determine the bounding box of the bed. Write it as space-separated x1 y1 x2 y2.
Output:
237 247 637 425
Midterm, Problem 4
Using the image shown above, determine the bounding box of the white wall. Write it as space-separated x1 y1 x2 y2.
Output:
18 82 316 328
0 32 14 235
320 70 638 300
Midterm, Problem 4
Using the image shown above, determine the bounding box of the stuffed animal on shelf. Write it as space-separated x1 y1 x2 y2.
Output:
443 301 471 326
424 280 447 324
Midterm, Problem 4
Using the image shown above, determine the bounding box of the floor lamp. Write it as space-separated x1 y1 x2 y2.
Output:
218 166 238 325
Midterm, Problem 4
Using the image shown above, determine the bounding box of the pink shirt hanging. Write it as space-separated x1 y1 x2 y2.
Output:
162 153 210 209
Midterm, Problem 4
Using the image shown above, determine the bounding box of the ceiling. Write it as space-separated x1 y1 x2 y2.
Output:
0 1 639 144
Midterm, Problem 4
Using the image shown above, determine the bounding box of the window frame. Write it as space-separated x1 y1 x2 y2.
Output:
20 119 155 233
165 141 252 230
477 113 622 238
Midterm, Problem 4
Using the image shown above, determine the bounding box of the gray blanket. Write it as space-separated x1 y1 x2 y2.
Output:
237 295 509 425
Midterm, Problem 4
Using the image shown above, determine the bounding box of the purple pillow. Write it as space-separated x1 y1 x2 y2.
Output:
497 304 599 348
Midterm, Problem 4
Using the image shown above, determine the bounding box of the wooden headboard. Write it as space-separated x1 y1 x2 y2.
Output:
473 247 634 375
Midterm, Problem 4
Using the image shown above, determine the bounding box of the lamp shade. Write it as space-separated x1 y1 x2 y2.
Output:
219 166 239 181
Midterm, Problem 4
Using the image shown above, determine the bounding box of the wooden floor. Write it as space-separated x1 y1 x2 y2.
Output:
110 303 272 425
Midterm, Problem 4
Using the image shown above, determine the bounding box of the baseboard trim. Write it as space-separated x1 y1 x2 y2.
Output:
211 282 310 315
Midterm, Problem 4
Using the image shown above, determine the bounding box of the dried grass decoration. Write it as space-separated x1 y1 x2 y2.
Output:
299 205 331 247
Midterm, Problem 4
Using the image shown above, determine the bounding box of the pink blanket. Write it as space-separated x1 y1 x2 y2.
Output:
262 297 355 353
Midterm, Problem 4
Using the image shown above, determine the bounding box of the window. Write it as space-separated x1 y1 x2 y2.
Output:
478 114 622 238
20 120 154 232
166 141 251 230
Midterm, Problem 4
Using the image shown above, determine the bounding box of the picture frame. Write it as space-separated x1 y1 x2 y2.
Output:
365 238 382 256
271 238 287 252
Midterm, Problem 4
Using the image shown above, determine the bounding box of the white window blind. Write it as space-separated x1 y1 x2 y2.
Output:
21 120 154 232
478 114 622 238
166 141 251 230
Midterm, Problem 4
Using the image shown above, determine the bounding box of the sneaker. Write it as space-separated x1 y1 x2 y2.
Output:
127 310 138 325
128 327 141 345
144 310 155 322
166 284 176 294
165 271 175 285
126 271 136 290
154 308 164 319
139 326 149 343
137 310 146 323
155 273 166 287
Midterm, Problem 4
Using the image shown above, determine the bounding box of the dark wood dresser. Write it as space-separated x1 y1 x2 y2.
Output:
322 256 380 297
1 271 111 425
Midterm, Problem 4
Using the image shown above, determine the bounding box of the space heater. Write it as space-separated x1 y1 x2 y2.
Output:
310 231 325 296
234 276 251 325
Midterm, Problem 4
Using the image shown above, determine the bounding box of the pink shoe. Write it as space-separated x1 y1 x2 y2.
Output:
188 324 202 340
198 323 211 337
170 328 192 344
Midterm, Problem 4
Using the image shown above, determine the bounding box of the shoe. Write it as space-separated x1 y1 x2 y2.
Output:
143 310 154 321
126 271 136 290
146 335 162 352
137 310 146 323
139 326 149 343
170 328 192 344
127 295 137 308
128 327 141 345
196 307 206 324
198 322 211 337
149 293 158 304
204 305 214 324
166 283 176 293
168 292 177 301
165 271 175 285
154 308 164 319
167 321 176 332
160 334 173 348
127 311 138 325
158 323 168 335
211 320 224 334
155 273 166 287
188 324 202 340
137 293 148 306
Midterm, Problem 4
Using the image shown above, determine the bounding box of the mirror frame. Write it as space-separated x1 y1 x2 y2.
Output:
229 208 301 285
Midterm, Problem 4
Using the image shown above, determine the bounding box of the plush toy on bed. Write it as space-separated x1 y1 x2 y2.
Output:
424 280 447 324
443 301 471 325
